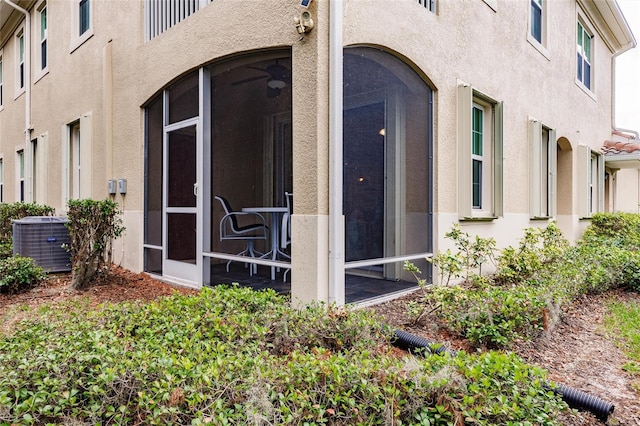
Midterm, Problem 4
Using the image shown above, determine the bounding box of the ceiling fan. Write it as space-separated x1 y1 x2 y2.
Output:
232 60 291 97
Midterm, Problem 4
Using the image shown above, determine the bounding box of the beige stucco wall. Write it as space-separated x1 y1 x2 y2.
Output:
0 0 631 304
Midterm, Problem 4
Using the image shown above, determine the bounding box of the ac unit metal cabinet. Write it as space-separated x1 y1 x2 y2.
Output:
12 216 72 273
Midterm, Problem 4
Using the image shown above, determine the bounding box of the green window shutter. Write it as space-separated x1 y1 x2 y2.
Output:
528 119 542 217
548 129 557 217
457 83 473 219
493 101 504 217
597 152 604 213
577 145 590 218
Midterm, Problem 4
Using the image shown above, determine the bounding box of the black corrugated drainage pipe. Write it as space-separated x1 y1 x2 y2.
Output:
389 328 615 423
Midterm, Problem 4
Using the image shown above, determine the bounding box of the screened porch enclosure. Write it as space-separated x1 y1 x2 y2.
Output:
143 47 433 301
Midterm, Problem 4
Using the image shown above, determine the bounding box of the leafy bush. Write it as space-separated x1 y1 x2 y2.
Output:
0 202 55 260
0 286 567 425
0 255 46 294
66 199 125 289
582 212 640 249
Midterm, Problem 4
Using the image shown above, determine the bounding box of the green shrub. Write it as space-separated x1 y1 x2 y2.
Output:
0 255 46 294
0 286 567 425
582 212 640 249
66 199 125 289
0 202 55 260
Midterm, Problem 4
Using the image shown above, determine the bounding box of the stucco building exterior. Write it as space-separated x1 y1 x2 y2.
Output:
0 0 636 306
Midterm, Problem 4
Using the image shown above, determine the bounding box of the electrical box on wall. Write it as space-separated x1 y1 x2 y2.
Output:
108 179 117 195
118 179 127 194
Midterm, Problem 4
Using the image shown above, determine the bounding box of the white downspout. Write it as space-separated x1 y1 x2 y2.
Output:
4 0 31 202
328 0 345 305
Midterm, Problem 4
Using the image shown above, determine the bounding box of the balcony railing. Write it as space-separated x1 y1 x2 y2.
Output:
145 0 213 41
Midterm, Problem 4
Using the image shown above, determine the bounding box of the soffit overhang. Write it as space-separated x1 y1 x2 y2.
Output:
578 0 637 54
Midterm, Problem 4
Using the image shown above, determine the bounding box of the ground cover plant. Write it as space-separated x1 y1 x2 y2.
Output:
407 214 640 349
0 285 569 425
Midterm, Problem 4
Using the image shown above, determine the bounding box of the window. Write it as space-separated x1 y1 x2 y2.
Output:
0 52 3 107
71 0 93 51
79 0 90 36
457 83 503 219
578 145 604 217
577 20 593 90
63 115 92 204
0 159 3 202
529 119 557 218
17 150 24 202
16 29 24 91
38 3 48 71
417 0 435 12
530 0 542 43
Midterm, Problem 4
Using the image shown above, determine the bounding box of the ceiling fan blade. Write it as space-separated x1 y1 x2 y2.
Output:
231 75 269 86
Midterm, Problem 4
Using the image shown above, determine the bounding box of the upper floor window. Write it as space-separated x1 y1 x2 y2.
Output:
457 83 504 220
417 0 435 13
577 21 593 90
79 0 90 36
16 29 24 91
530 0 543 43
71 0 93 52
38 3 48 71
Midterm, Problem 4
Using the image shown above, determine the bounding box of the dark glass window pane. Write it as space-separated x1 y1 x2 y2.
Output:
167 126 196 208
41 40 47 69
584 61 591 89
168 213 196 262
168 71 199 124
577 53 582 82
472 159 482 209
144 95 163 246
79 0 90 35
472 107 483 155
144 247 163 274
531 1 542 42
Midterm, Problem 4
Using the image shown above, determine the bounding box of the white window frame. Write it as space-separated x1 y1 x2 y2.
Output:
70 0 93 53
527 0 549 57
15 25 25 97
457 83 504 220
417 0 436 13
0 158 3 202
16 149 24 202
528 119 557 218
35 1 48 80
578 145 604 218
62 114 92 206
0 50 4 109
576 16 594 93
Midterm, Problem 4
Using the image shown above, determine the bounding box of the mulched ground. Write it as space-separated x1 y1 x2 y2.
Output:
1 267 639 425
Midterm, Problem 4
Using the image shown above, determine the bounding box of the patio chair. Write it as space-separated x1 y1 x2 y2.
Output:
215 195 268 275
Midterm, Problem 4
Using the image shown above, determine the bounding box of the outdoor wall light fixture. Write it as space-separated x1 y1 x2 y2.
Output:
295 10 314 34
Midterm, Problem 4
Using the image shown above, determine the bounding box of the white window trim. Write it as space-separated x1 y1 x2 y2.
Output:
457 82 504 220
578 145 604 218
16 149 24 202
527 0 550 59
0 49 4 110
576 11 596 97
528 119 557 218
62 114 92 207
34 0 49 82
70 0 93 53
14 25 25 99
